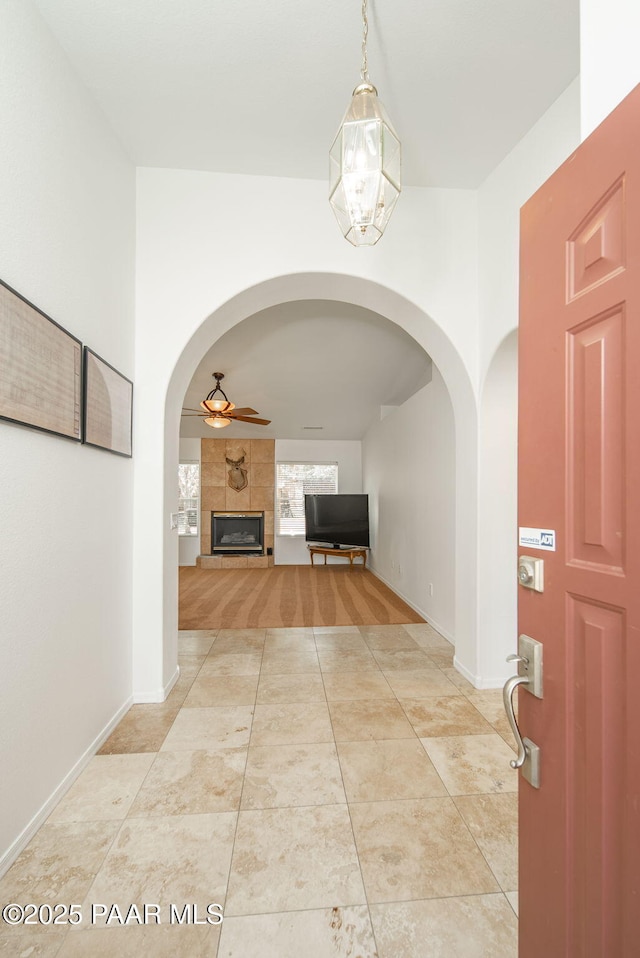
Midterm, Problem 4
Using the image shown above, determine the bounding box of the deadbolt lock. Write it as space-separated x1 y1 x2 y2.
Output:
518 556 544 592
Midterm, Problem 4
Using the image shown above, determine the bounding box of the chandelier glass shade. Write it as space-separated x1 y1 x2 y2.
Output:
329 0 401 246
204 415 232 428
329 82 401 246
201 398 234 413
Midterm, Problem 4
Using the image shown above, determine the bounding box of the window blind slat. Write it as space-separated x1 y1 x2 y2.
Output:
276 462 338 536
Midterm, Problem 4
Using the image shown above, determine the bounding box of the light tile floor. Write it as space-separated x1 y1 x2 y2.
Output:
0 624 518 957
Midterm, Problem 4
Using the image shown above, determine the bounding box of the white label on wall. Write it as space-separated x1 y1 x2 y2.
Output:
518 527 556 551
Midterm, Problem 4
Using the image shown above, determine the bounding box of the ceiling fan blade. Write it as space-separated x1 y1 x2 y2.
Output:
228 407 258 416
182 407 205 413
231 415 271 425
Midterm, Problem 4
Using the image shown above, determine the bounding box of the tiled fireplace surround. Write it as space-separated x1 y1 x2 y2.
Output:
197 438 275 570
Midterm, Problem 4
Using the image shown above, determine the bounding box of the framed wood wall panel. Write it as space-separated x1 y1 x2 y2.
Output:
0 279 82 441
83 348 133 457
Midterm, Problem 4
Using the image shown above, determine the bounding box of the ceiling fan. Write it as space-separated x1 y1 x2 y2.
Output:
181 372 271 429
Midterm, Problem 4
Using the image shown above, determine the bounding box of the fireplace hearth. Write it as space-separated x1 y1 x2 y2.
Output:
211 512 265 556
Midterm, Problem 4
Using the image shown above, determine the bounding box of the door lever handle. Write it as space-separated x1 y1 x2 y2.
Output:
503 673 529 768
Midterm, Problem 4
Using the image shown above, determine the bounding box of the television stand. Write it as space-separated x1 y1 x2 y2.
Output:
308 544 368 569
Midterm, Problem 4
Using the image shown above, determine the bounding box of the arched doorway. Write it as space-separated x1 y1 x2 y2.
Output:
132 273 478 698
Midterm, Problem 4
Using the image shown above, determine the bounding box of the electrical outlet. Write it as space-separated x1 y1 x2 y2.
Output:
428 583 434 596
397 564 402 576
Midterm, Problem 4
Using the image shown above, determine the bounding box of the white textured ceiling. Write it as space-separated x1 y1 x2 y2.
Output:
33 0 579 188
179 302 432 440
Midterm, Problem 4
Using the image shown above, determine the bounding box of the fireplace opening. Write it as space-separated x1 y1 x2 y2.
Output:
211 512 265 555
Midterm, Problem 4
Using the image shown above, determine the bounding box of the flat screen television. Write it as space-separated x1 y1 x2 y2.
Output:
304 494 370 549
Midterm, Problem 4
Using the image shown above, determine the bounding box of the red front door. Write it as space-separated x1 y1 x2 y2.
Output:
518 84 640 956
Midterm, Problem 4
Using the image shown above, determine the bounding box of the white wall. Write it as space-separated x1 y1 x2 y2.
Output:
0 1 135 872
362 369 455 640
178 438 201 566
581 0 640 136
136 171 480 699
478 79 581 381
275 439 362 565
474 79 581 686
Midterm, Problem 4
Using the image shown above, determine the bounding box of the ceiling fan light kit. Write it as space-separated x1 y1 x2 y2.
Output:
182 373 271 429
204 416 232 428
329 0 401 246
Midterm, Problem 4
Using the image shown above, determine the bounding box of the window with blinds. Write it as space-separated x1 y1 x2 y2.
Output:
276 462 338 536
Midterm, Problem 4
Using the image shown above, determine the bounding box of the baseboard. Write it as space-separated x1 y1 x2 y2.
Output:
0 694 133 879
368 565 455 645
453 656 507 691
133 665 180 704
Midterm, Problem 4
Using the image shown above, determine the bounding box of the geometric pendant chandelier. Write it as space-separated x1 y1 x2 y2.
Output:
329 0 401 246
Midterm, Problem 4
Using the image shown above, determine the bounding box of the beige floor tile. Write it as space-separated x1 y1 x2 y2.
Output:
178 653 207 670
505 891 518 915
216 628 267 642
0 933 66 954
328 700 416 741
200 652 262 675
178 632 217 655
421 734 519 795
179 629 219 639
401 622 441 637
400 697 495 737
211 631 266 653
48 754 155 823
322 671 394 701
263 634 317 652
361 632 420 651
382 669 462 698
241 743 345 808
350 798 500 902
225 805 365 915
358 624 412 636
370 894 518 957
372 649 438 671
317 649 379 672
98 706 179 754
129 748 247 816
0 822 119 912
251 703 333 746
411 632 456 652
161 706 253 751
165 664 202 707
454 793 518 891
183 673 258 708
426 649 456 668
265 627 315 639
466 691 517 746
256 672 326 705
337 739 447 802
57 924 220 957
83 813 236 923
441 667 476 693
313 626 362 635
313 633 369 651
218 905 377 958
260 650 320 674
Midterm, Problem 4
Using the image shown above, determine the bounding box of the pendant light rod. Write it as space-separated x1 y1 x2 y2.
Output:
360 0 370 82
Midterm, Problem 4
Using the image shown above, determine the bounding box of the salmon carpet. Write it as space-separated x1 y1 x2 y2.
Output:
178 565 425 630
